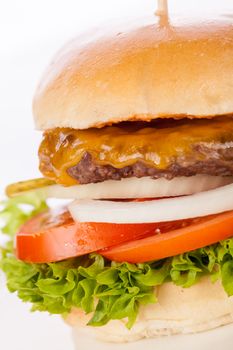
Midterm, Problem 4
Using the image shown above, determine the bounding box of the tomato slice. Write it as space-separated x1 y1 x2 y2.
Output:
16 208 170 263
100 211 233 263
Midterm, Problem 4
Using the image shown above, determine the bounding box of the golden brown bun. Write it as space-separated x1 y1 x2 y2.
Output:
66 277 233 343
33 13 233 130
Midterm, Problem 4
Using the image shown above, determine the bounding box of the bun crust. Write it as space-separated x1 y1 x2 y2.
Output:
33 14 233 130
66 277 233 343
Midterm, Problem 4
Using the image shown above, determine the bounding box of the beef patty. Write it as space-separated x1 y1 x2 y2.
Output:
39 117 233 185
67 147 233 184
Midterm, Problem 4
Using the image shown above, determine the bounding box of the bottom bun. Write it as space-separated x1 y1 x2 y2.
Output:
66 277 233 343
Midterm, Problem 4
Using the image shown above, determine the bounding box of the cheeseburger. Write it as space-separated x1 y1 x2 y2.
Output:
1 10 233 344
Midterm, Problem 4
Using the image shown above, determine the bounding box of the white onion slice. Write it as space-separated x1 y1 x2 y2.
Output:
68 183 233 223
41 175 232 199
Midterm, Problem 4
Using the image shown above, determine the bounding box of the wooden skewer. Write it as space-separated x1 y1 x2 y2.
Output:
155 0 169 26
156 0 168 16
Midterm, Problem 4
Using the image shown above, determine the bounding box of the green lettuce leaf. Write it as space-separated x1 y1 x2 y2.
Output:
1 192 233 328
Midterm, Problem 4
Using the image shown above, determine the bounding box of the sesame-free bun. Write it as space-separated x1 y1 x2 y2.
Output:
33 13 233 130
67 277 233 343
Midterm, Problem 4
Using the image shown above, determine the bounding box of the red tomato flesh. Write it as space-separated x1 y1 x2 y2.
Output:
100 211 233 263
16 207 233 264
16 208 170 263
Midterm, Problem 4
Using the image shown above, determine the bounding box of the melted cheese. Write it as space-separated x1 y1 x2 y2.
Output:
39 118 233 186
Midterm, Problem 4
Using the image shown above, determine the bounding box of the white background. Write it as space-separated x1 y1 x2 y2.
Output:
0 1 232 349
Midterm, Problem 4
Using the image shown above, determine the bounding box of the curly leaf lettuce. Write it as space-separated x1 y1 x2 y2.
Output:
0 192 47 238
1 193 233 328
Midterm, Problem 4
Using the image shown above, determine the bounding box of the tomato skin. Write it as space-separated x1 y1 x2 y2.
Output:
16 209 162 263
100 211 233 263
